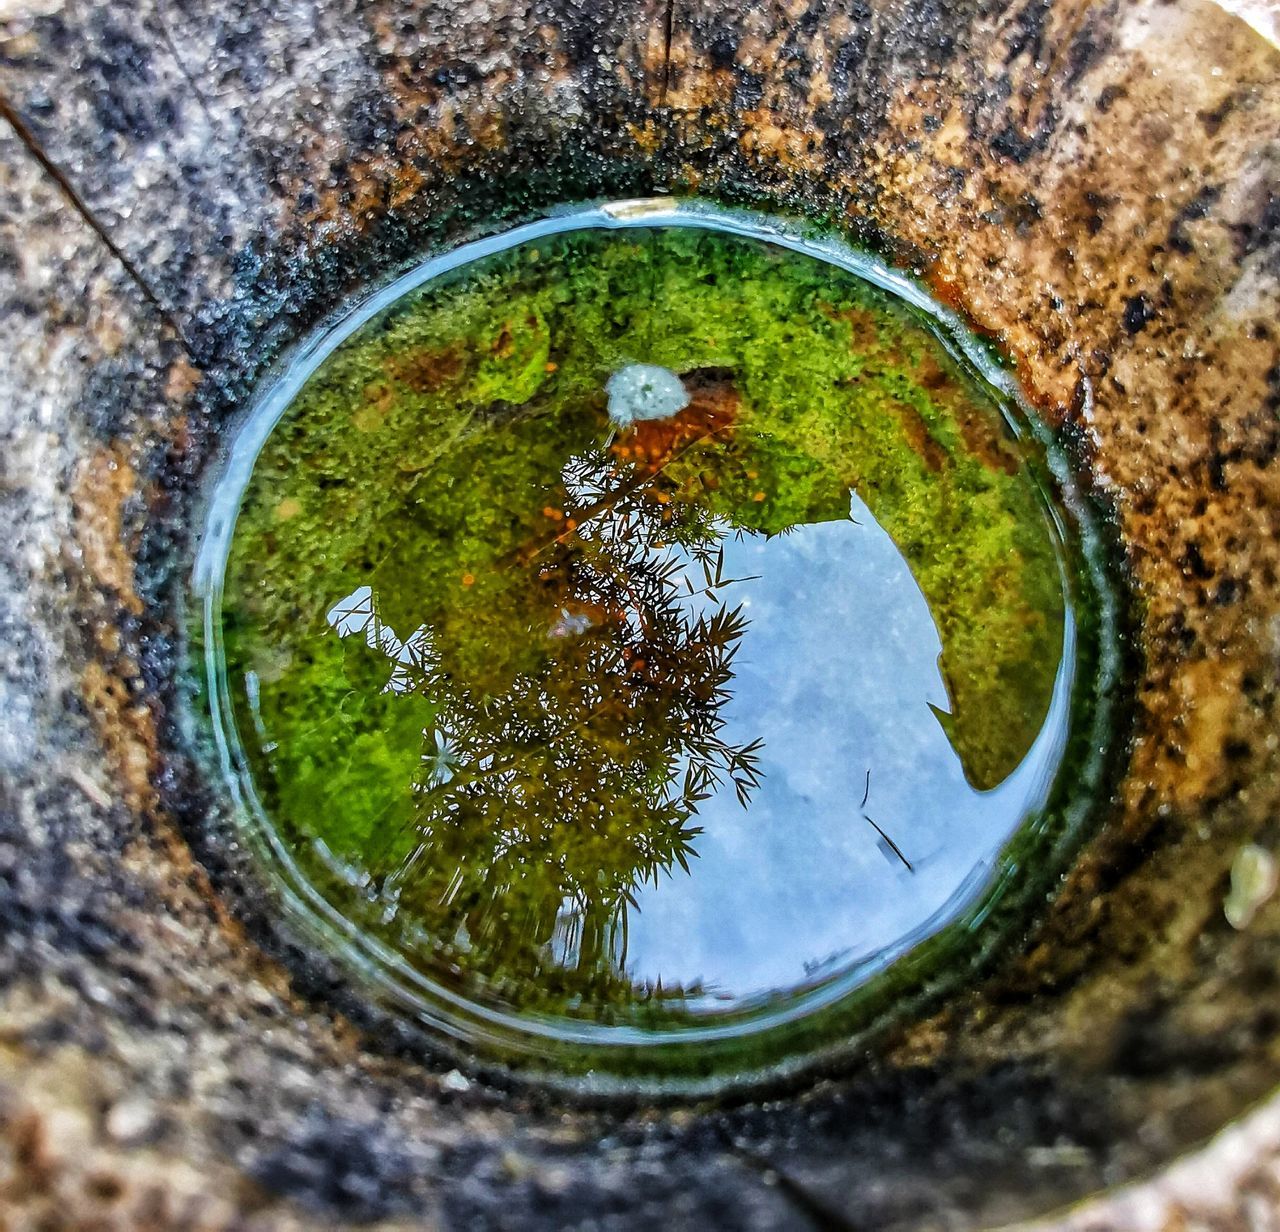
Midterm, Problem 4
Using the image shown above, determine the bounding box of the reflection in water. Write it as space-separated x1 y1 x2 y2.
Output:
304 445 1069 1014
319 445 768 1012
626 490 1071 1003
212 219 1086 1046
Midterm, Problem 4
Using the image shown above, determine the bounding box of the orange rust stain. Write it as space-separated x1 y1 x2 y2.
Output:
891 402 949 474
740 109 826 176
79 653 290 981
819 302 911 369
627 119 663 157
81 661 158 818
917 355 1021 475
826 301 1020 473
1166 657 1247 811
662 54 737 119
73 445 143 617
637 20 670 80
491 322 515 358
962 407 1018 476
925 270 978 322
73 452 254 945
94 622 121 656
385 342 466 392
386 160 426 211
956 408 1020 475
611 373 740 473
1009 348 1073 429
886 1008 955 1068
164 413 193 458
162 357 202 403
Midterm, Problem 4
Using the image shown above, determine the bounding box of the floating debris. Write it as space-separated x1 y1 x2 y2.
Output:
605 363 690 426
550 606 594 639
864 814 914 872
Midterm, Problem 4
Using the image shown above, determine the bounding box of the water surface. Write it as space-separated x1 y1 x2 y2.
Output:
197 206 1114 1077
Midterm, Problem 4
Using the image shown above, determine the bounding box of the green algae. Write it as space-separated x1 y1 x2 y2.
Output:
229 228 1061 783
216 223 1072 1039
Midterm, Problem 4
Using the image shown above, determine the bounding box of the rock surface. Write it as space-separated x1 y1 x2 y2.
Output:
1 0 1279 1227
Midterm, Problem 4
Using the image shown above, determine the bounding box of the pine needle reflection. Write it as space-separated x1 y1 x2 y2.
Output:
326 445 766 1016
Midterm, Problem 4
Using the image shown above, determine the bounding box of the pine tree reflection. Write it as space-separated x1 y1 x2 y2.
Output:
328 442 764 1016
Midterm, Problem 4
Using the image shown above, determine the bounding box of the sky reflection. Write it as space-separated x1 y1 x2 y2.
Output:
623 490 1070 1002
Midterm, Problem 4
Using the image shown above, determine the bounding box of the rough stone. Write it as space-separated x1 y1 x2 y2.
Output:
1 0 1278 1227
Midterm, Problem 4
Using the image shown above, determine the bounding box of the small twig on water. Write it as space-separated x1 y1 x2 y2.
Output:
860 768 871 809
863 813 913 872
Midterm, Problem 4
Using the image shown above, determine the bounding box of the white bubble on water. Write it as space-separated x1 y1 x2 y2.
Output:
605 363 689 427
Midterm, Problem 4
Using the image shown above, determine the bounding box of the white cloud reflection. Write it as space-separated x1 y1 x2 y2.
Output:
622 490 1071 1001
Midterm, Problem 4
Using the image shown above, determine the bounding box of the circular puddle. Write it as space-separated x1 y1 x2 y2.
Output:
193 201 1124 1089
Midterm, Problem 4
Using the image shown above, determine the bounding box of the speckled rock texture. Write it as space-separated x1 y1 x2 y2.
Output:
0 0 1278 1227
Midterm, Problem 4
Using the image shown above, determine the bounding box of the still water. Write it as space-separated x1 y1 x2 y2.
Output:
195 202 1116 1079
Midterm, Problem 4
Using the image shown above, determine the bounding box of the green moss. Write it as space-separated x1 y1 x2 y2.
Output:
219 224 1069 1030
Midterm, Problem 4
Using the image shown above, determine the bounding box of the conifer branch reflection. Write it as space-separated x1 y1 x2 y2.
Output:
328 445 765 1013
